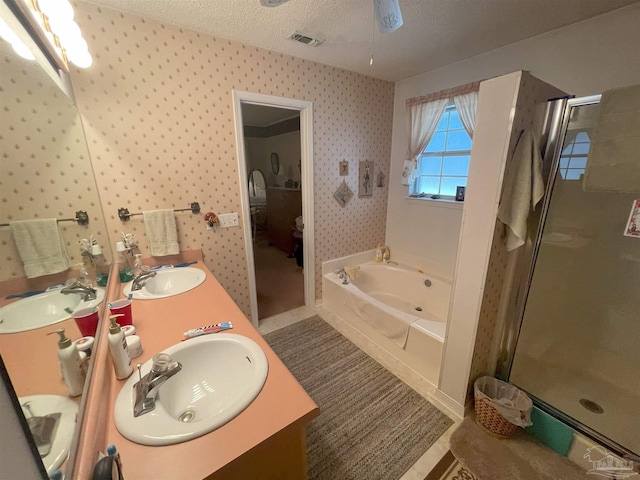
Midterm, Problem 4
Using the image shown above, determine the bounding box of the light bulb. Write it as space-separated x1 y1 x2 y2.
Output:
48 17 81 44
38 0 74 22
12 41 36 60
67 49 92 68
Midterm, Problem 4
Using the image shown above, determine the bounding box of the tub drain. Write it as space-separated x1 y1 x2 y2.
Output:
424 279 432 287
415 307 423 312
178 409 196 423
579 399 604 414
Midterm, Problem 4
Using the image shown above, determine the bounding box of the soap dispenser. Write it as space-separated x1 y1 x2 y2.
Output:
375 243 383 263
108 314 133 380
48 328 84 397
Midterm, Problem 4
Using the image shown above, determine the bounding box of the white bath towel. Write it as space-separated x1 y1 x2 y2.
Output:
497 130 545 251
583 84 640 193
10 219 71 278
143 209 179 256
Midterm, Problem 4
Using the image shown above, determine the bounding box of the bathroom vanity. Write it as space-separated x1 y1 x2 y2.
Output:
75 250 319 479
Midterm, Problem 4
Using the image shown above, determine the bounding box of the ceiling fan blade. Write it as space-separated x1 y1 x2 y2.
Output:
373 0 404 33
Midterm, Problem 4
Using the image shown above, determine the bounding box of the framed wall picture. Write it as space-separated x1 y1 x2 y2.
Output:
358 161 373 197
334 181 353 207
339 160 348 176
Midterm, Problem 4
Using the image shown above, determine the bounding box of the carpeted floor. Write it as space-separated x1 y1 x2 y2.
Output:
253 232 304 320
264 315 453 480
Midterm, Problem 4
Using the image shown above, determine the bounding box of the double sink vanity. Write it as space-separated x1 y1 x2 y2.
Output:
1 251 318 479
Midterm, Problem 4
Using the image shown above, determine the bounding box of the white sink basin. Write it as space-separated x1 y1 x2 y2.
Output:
0 288 105 334
123 268 206 300
19 394 78 474
114 333 268 446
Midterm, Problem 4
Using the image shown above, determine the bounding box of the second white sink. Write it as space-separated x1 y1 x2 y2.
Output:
123 268 206 300
114 333 269 446
0 288 105 334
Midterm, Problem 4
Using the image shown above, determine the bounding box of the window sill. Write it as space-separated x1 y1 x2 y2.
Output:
404 197 464 210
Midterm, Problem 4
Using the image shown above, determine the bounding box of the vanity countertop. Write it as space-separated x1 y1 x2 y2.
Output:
75 251 319 479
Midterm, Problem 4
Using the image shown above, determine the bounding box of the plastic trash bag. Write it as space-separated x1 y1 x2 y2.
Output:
474 376 533 427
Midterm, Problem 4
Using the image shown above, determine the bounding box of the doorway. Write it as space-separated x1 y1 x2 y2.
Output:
232 91 315 328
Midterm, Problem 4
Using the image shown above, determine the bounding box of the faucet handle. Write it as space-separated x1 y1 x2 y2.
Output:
150 353 174 374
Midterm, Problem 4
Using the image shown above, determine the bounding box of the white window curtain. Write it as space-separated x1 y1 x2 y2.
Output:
401 98 449 186
453 91 478 138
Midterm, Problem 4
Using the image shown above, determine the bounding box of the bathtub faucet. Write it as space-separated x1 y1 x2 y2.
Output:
334 268 350 284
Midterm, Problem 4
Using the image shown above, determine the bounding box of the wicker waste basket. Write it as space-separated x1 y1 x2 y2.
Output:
474 376 533 439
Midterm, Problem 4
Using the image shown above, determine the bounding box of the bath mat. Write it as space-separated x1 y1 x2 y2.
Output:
264 315 453 480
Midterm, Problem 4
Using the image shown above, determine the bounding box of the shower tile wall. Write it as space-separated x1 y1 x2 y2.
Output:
69 2 394 313
0 40 109 282
467 72 565 398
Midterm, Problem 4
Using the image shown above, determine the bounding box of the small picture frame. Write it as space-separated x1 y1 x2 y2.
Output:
623 199 640 238
334 181 354 207
339 160 349 176
376 171 385 187
455 186 466 202
358 160 373 197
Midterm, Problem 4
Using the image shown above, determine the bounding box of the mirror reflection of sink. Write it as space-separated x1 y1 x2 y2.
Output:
19 394 78 474
0 289 105 334
114 333 268 446
122 268 206 300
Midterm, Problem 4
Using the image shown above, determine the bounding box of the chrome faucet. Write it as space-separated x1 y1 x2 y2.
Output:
133 353 182 417
335 268 350 284
131 268 157 291
60 279 97 301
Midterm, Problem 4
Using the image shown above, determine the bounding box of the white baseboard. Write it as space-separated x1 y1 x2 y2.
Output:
433 389 465 420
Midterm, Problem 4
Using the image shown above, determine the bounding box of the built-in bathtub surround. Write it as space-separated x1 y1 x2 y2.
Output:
68 1 394 314
322 249 452 385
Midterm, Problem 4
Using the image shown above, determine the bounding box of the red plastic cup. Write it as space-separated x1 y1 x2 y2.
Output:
109 299 133 326
72 307 100 337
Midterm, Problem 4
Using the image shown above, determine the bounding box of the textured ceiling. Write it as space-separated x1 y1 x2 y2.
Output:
82 0 639 82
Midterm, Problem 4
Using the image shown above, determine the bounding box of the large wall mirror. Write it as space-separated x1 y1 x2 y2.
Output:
0 5 110 477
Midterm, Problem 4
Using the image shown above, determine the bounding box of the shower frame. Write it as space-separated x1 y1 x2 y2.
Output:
495 94 637 458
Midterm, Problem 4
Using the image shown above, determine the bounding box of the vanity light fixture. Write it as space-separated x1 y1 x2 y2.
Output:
22 0 92 68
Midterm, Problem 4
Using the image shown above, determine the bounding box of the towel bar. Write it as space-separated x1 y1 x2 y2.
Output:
117 202 201 222
0 211 89 227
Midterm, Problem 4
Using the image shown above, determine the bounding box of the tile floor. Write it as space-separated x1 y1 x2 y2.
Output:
259 304 461 480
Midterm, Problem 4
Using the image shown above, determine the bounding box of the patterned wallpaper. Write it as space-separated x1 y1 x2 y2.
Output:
0 40 109 282
69 2 394 313
467 72 565 396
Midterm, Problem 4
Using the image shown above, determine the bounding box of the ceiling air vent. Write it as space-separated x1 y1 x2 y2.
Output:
289 31 324 47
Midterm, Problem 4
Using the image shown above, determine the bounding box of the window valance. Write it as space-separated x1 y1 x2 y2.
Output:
406 81 481 108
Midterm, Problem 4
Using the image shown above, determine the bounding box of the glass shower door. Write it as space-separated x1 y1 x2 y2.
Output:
509 99 640 454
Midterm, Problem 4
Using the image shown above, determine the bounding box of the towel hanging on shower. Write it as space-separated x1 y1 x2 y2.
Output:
498 130 545 251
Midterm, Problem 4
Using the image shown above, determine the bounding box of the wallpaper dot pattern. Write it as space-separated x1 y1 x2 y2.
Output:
69 2 394 314
468 73 565 396
0 40 110 281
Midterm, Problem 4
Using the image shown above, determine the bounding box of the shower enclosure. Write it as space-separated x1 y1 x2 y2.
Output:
502 95 639 456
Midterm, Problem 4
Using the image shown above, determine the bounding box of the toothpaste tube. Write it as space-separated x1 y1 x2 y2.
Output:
183 322 232 340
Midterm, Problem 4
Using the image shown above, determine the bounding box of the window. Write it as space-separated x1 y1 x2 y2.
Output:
559 131 590 180
411 104 472 198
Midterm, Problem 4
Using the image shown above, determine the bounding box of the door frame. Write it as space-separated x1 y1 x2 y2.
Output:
232 90 315 328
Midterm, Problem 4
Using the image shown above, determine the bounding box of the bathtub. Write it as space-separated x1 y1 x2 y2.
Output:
322 260 450 386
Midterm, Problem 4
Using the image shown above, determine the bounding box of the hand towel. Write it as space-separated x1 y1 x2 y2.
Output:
497 130 545 251
10 219 71 278
583 84 640 192
143 209 179 256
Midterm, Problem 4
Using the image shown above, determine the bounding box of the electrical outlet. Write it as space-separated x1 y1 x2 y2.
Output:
218 213 239 228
